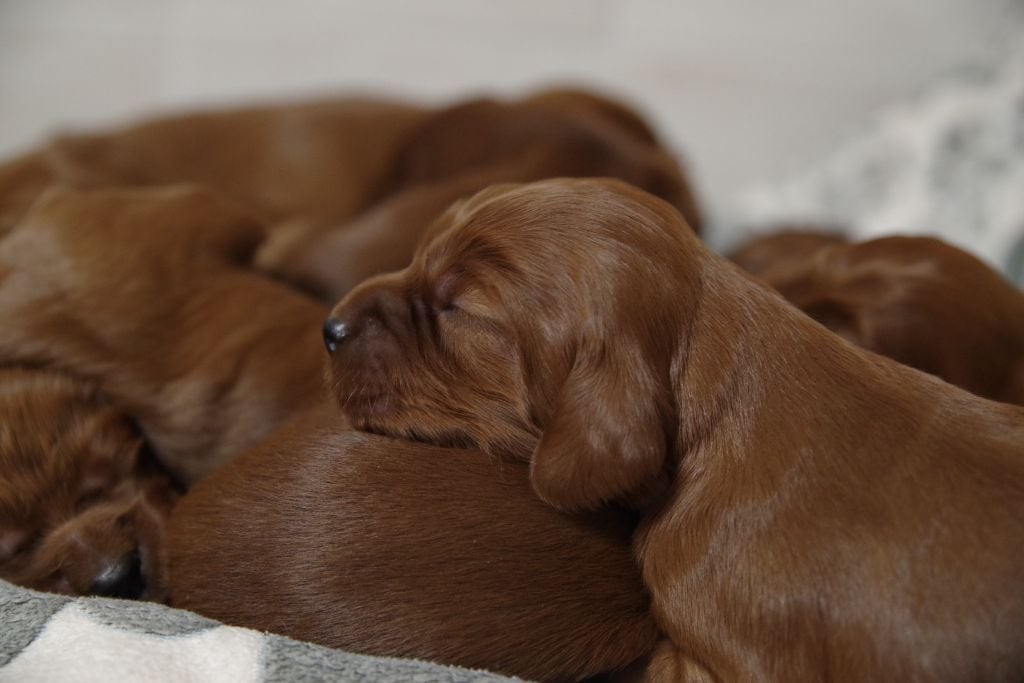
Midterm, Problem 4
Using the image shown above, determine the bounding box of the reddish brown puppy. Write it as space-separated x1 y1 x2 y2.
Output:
44 97 429 226
0 368 178 600
257 88 702 300
732 230 1024 404
326 179 1024 682
729 228 847 277
0 186 329 483
168 415 658 682
0 98 427 241
0 89 699 302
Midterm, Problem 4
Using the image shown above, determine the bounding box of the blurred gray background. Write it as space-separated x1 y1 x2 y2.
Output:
1 0 1022 223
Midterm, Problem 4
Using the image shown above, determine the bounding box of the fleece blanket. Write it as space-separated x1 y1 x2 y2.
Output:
0 578 515 683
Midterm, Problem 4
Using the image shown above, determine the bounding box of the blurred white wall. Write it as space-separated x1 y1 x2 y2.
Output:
1 0 1021 218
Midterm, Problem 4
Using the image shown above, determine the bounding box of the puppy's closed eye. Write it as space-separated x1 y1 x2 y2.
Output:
435 299 458 315
0 529 36 563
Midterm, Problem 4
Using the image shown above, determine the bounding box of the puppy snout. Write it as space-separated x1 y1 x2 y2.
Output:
90 550 145 599
322 317 349 354
328 285 412 354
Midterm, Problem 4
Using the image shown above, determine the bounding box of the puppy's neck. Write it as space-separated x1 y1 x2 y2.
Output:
670 256 909 490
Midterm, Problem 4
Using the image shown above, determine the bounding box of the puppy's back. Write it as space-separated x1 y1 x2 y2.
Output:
732 232 1024 404
168 422 658 681
44 98 428 224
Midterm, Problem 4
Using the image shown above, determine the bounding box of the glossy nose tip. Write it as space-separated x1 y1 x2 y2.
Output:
90 550 145 599
322 317 349 354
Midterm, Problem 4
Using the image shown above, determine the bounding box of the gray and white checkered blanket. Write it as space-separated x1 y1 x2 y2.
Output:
0 579 514 683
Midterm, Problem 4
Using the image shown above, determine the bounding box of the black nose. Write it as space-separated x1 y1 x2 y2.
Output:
322 317 349 354
90 550 145 599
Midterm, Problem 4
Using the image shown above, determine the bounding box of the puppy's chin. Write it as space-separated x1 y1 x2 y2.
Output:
331 377 413 429
345 398 536 461
327 361 428 435
349 409 479 452
341 392 400 420
328 354 540 458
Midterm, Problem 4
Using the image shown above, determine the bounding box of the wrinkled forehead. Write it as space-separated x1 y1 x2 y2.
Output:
417 180 681 295
415 186 533 289
418 183 599 279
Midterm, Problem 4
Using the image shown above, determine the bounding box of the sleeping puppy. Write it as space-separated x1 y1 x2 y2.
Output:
390 88 701 231
732 230 1024 404
0 89 698 300
324 179 1024 681
255 88 702 300
167 413 659 682
0 367 178 600
43 97 429 226
0 98 427 243
0 185 329 483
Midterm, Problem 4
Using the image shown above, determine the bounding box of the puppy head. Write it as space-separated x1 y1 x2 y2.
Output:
391 94 703 233
327 178 700 509
522 87 704 231
523 87 662 146
0 369 179 599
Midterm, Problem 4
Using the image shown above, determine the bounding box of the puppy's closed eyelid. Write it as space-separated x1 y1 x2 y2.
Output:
76 489 107 512
428 281 462 316
0 529 40 561
0 530 24 560
430 273 459 306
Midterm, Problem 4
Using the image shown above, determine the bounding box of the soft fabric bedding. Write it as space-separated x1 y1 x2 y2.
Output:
0 578 515 683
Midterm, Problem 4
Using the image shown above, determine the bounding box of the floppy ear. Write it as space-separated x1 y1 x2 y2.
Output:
530 341 668 511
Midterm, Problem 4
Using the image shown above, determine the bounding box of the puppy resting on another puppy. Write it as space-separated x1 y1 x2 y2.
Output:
732 230 1024 404
326 179 1024 681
